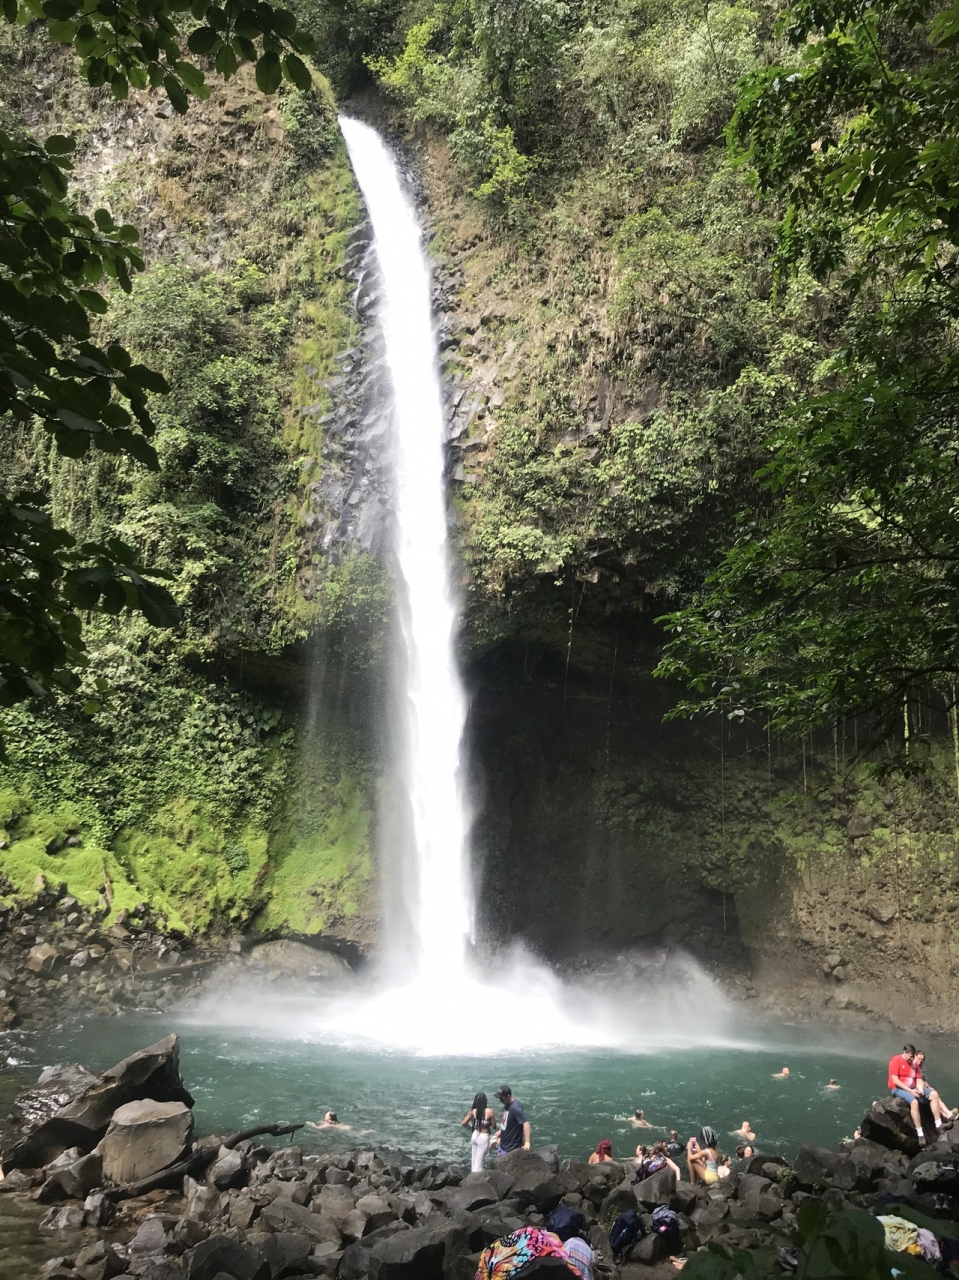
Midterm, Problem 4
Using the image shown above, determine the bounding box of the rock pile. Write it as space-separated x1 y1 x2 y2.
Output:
9 1045 959 1280
0 881 354 1032
0 880 227 1030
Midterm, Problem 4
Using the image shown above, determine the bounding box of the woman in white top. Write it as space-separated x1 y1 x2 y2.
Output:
462 1091 496 1172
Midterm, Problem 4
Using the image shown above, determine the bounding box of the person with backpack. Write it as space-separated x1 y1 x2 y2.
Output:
462 1090 496 1172
634 1140 680 1181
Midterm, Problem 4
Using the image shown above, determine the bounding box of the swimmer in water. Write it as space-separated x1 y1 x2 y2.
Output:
731 1120 756 1140
629 1108 652 1128
825 1079 840 1090
307 1110 351 1131
773 1067 790 1079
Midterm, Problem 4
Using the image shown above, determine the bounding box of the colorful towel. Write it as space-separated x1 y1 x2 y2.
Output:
877 1215 921 1254
475 1227 584 1279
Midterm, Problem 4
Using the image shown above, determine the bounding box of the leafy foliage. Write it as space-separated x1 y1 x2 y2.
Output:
658 0 959 742
0 0 315 723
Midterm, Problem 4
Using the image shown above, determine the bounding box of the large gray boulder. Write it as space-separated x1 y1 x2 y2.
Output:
187 1234 270 1280
368 1218 469 1280
99 1098 193 1185
634 1165 677 1207
861 1097 922 1156
511 1169 565 1212
7 1035 194 1169
246 941 352 984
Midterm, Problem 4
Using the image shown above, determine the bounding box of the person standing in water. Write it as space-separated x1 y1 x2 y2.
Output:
462 1091 496 1172
492 1084 530 1156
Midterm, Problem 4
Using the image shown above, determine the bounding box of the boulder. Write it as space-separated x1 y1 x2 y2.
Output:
8 1035 194 1169
75 1241 126 1280
40 1205 85 1232
634 1166 676 1207
468 1168 514 1198
367 1218 469 1280
83 1191 115 1228
260 1232 312 1279
465 1205 526 1249
209 1149 247 1191
511 1170 565 1212
100 1099 193 1185
187 1236 271 1280
671 1181 703 1214
354 1194 398 1233
600 1178 639 1220
261 1198 339 1243
495 1150 551 1179
793 1145 842 1189
441 1180 500 1213
128 1216 175 1257
861 1098 921 1156
37 1152 103 1201
26 943 60 975
246 942 352 985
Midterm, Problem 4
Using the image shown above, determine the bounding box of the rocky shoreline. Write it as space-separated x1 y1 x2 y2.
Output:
0 881 355 1032
2 1035 958 1280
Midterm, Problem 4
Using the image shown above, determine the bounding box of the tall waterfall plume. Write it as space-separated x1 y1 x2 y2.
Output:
339 117 473 979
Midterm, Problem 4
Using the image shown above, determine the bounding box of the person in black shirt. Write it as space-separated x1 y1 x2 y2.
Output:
492 1084 530 1155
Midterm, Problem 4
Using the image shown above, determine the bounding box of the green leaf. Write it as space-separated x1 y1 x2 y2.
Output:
282 52 311 90
110 73 129 100
255 48 281 93
186 24 217 53
163 74 189 113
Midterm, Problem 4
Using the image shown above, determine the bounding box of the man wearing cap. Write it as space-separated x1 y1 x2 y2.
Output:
493 1085 530 1156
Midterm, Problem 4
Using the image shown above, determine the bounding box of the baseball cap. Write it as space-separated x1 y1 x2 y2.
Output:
495 1085 512 1101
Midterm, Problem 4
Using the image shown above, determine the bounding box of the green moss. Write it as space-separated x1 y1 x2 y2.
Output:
258 775 372 934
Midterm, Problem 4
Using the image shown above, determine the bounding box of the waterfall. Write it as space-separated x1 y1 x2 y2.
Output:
339 117 473 979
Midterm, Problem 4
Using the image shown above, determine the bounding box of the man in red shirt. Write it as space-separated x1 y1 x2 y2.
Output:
888 1043 951 1145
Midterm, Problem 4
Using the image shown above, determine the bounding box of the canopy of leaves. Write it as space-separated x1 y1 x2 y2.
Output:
657 0 959 744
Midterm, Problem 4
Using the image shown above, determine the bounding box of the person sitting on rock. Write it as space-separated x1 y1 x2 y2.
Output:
629 1108 652 1128
735 1143 755 1160
889 1043 951 1145
665 1129 684 1161
717 1154 732 1179
731 1120 756 1140
589 1138 614 1164
687 1127 721 1185
910 1052 956 1126
306 1110 350 1131
634 1141 680 1181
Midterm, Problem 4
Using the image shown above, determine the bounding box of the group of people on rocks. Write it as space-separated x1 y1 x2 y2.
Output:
887 1043 957 1146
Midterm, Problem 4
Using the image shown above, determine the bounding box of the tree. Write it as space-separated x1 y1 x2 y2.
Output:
655 0 959 747
0 0 315 724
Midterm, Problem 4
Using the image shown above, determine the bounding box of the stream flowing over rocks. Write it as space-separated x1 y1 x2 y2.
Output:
5 1037 959 1279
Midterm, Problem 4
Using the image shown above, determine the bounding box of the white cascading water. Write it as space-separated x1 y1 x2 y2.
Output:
339 117 474 979
186 120 732 1055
